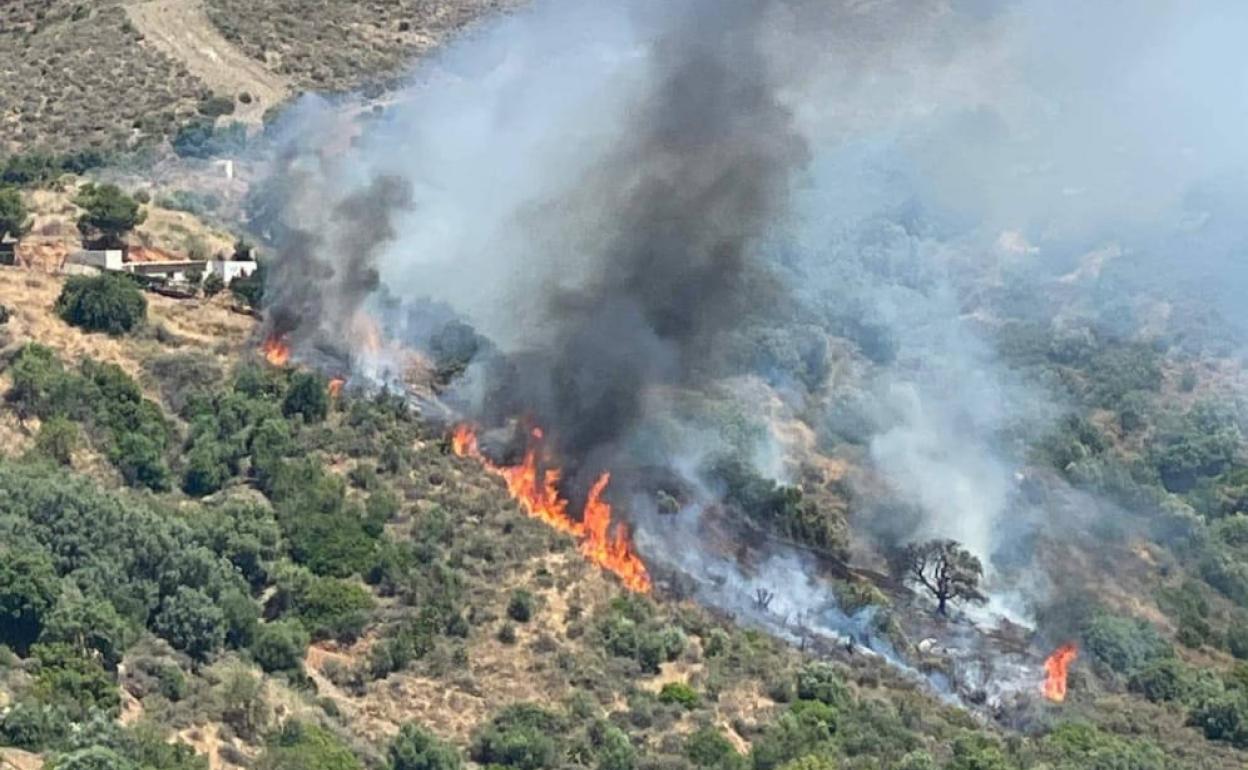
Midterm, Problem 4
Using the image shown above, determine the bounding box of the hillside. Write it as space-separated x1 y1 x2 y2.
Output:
3 3 1248 770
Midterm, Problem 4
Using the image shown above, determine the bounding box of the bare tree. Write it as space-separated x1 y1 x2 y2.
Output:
754 588 775 612
888 539 986 616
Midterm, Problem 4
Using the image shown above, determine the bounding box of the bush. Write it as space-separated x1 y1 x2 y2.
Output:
56 273 147 335
33 416 78 465
1189 691 1248 747
202 272 225 297
31 643 120 720
685 726 745 770
1082 614 1172 675
470 704 564 770
658 681 699 709
1129 659 1195 703
256 721 363 770
0 186 30 239
47 746 134 770
507 590 537 623
282 372 329 422
153 587 227 661
282 573 375 642
388 723 462 770
251 620 310 673
795 662 851 707
0 547 58 654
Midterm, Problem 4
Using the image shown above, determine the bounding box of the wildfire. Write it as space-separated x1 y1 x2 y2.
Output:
1042 643 1078 702
261 334 291 367
451 424 652 593
328 377 346 398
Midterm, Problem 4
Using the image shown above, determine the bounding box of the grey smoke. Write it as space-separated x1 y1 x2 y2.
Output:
252 0 1248 625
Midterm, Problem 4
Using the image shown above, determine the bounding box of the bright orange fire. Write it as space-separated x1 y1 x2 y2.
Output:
451 424 652 593
328 378 345 398
1042 643 1078 702
261 334 291 367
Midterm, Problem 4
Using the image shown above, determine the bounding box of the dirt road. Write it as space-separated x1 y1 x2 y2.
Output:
125 0 291 124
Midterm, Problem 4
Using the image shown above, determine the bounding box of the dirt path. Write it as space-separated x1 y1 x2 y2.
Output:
125 0 291 124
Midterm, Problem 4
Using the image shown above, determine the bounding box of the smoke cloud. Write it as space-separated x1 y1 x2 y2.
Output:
253 0 1248 630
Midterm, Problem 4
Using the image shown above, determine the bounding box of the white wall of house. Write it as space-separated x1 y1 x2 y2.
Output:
70 250 124 271
208 259 257 286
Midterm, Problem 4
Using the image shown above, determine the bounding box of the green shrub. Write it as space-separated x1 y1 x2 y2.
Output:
658 681 699 709
31 643 120 720
685 726 745 770
251 619 310 673
0 186 30 239
0 699 72 751
508 590 537 623
471 704 564 770
48 746 135 770
281 573 375 642
1129 659 1195 703
282 372 329 422
33 416 78 465
152 586 227 661
795 662 850 707
256 721 363 770
1189 691 1248 748
0 546 58 654
1082 614 1172 675
55 273 146 335
388 723 462 770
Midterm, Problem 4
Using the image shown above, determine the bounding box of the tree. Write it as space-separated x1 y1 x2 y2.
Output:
55 273 147 335
73 184 145 248
0 547 59 654
153 587 226 661
887 539 986 616
0 186 30 240
388 723 462 770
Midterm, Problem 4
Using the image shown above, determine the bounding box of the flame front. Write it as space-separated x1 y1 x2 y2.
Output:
262 334 291 367
1042 643 1078 702
452 424 651 593
328 378 345 398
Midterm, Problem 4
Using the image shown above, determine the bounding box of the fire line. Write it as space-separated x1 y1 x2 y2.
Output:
452 424 652 593
1042 643 1078 702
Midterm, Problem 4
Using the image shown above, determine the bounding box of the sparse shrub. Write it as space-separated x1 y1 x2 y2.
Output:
497 623 518 645
56 273 146 335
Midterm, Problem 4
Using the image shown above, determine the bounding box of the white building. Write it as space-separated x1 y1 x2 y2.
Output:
207 258 258 285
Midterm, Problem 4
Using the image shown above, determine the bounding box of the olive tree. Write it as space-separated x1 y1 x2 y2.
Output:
888 539 986 616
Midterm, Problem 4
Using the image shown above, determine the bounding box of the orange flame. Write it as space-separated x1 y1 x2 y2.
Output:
261 334 291 367
1042 643 1078 702
328 378 345 398
451 424 651 593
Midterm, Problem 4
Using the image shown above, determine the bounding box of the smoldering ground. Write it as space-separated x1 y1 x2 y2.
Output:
250 0 1248 630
